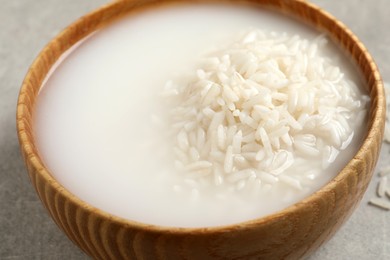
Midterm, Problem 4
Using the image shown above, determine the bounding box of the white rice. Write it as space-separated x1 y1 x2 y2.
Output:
377 176 387 197
369 198 390 210
165 29 368 194
379 166 390 177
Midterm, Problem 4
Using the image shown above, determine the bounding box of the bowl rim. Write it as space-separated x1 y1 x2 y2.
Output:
17 0 385 235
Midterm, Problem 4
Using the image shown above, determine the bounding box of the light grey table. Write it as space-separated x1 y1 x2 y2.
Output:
1 1 389 259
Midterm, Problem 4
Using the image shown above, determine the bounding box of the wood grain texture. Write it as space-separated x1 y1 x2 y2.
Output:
16 0 385 259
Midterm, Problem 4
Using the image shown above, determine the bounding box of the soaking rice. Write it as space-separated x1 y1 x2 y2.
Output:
164 29 368 195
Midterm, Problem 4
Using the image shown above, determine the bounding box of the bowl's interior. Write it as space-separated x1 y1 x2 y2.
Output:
16 0 385 259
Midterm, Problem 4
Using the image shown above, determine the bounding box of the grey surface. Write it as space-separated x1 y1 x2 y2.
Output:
0 0 389 259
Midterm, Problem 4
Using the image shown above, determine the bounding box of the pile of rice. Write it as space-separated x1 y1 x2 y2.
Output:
163 29 368 195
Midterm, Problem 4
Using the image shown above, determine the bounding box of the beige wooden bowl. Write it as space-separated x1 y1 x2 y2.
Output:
17 0 385 259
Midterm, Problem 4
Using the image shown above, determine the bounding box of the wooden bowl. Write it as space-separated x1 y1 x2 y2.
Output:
17 0 385 259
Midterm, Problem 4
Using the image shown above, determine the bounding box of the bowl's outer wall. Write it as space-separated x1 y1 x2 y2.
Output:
17 0 385 259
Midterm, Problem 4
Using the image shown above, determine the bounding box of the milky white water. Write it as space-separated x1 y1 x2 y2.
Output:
34 3 368 227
